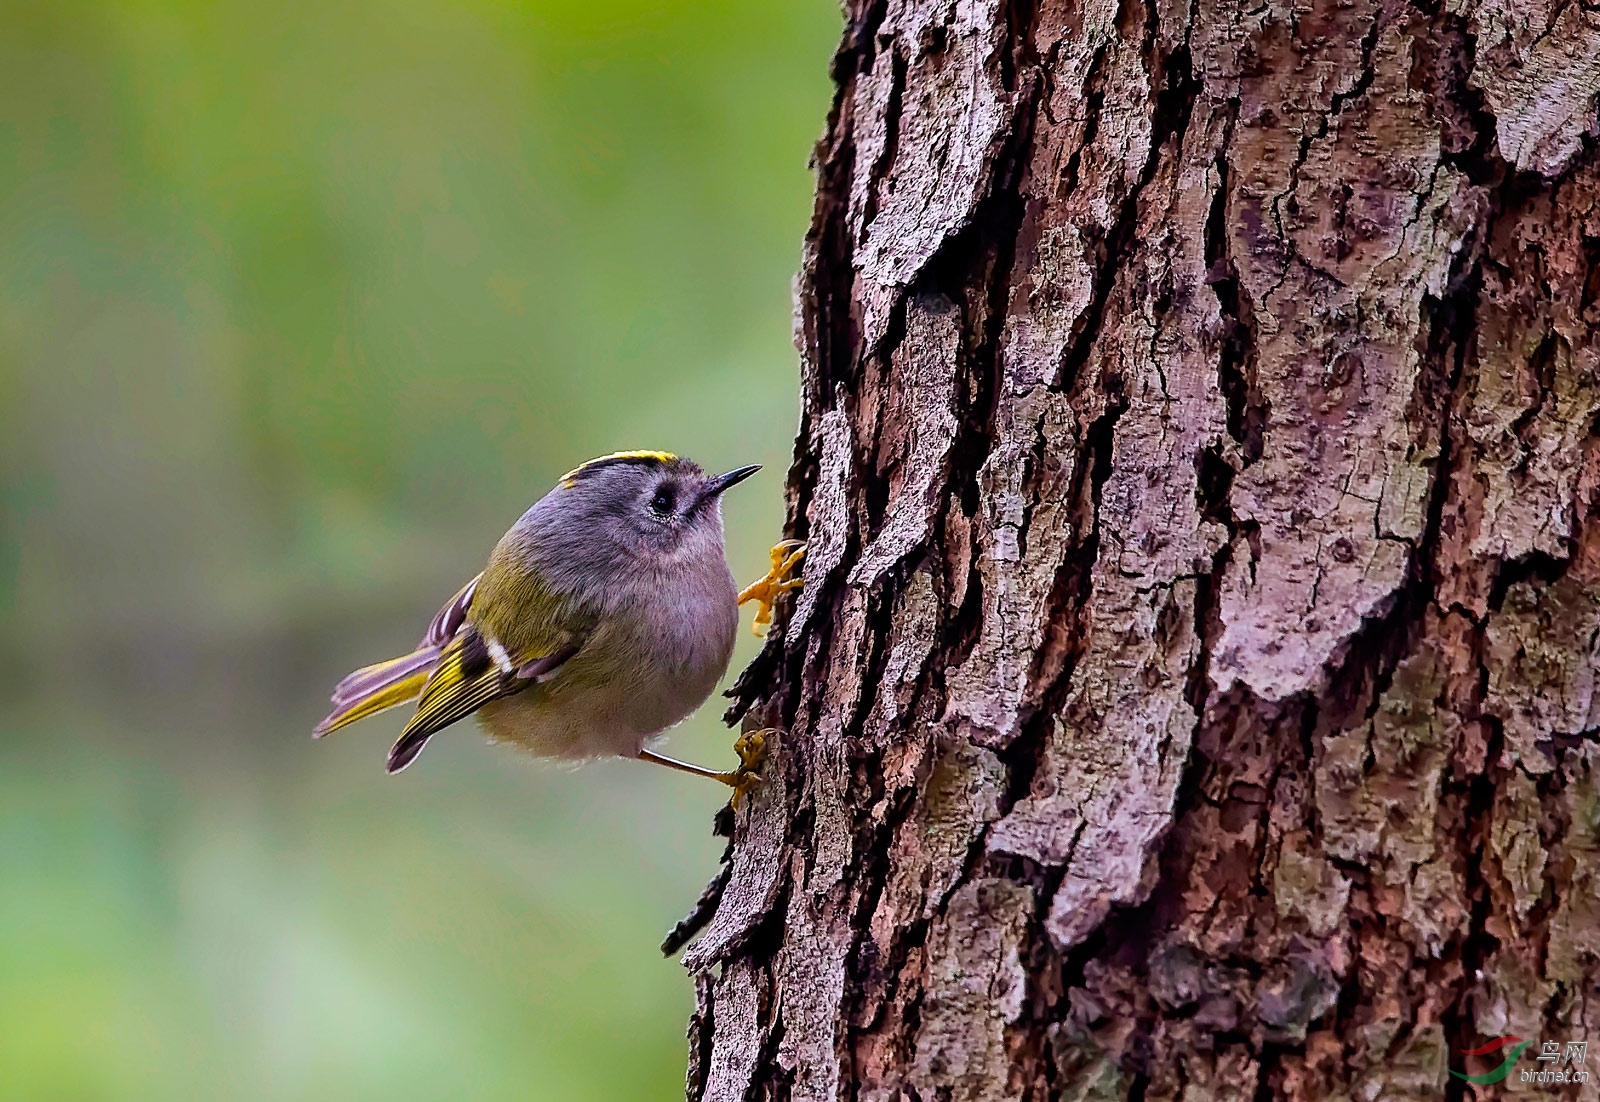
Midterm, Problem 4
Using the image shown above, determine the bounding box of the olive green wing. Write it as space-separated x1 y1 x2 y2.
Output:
386 617 586 773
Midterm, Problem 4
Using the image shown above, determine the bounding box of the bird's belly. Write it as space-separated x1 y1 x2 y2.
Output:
475 685 636 761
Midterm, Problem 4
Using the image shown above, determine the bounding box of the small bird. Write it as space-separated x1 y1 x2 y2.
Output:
315 451 804 789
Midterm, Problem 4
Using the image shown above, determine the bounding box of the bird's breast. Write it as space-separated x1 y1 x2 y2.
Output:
639 557 739 692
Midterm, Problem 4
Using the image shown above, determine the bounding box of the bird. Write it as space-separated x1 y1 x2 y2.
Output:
314 451 805 791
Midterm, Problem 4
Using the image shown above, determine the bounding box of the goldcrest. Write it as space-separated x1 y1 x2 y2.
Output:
315 451 804 788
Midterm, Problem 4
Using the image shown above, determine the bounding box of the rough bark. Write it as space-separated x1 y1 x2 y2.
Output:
680 1 1600 1098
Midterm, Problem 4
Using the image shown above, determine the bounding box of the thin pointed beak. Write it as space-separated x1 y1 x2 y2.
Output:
698 464 761 508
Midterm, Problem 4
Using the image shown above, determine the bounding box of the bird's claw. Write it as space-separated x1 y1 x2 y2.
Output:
727 729 771 808
738 540 807 636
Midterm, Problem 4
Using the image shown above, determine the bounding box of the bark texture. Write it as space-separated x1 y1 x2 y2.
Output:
683 1 1600 1098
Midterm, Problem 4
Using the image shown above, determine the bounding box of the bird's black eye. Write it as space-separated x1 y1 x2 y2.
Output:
649 487 675 517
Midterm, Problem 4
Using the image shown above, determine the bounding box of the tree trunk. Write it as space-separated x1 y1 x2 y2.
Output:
678 1 1600 1098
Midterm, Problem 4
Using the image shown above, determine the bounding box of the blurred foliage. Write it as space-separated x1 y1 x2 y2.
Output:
0 0 837 1097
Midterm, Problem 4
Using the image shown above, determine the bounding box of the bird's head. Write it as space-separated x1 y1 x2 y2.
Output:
556 451 760 561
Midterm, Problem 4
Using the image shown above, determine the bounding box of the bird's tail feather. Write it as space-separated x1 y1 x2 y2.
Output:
314 647 440 737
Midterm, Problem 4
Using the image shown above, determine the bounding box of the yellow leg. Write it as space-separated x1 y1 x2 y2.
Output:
738 539 807 636
637 730 769 806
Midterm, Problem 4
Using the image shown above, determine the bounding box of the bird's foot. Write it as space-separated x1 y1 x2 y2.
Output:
738 540 806 636
726 729 771 809
635 730 771 807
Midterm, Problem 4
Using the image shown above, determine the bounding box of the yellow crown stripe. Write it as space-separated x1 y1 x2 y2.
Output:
560 450 677 485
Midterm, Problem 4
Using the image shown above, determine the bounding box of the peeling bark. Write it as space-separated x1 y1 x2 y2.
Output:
681 1 1600 1097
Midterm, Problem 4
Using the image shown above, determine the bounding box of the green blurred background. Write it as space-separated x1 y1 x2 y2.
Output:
0 1 836 1097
